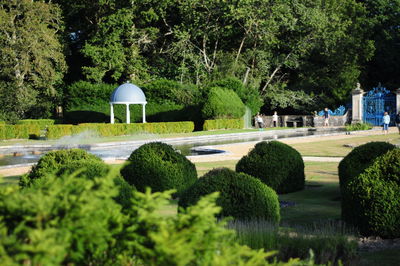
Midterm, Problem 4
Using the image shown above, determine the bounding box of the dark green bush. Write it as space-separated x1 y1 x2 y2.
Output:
202 87 245 119
236 141 305 194
56 160 110 180
20 149 102 187
338 141 396 190
120 142 197 196
142 79 201 105
345 149 400 238
178 168 280 222
209 77 263 116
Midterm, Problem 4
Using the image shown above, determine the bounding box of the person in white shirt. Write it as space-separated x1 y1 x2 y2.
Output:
272 111 278 127
382 112 390 135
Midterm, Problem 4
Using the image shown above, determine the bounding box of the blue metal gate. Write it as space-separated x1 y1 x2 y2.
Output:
363 86 396 126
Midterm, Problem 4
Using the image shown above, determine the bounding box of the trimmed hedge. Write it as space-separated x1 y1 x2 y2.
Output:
203 118 244 131
338 141 396 190
17 119 55 128
120 142 197 196
236 141 305 194
202 87 245 119
178 168 280 222
57 160 111 180
20 149 103 187
0 124 41 140
345 149 400 237
46 121 194 139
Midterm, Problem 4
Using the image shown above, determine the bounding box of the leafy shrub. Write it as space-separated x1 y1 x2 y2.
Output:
345 149 400 237
56 160 110 179
142 79 201 105
202 87 245 119
345 122 372 131
236 141 305 194
0 173 126 265
209 77 263 116
338 141 396 190
179 168 280 222
0 175 303 265
20 149 102 187
0 124 40 139
120 142 197 196
203 118 244 130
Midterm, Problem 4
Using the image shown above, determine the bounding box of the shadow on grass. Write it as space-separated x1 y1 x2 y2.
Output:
0 175 19 186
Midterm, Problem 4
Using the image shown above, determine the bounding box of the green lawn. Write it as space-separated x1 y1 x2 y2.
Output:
290 133 400 157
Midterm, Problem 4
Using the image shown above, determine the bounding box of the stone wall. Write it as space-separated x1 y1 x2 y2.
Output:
254 112 350 128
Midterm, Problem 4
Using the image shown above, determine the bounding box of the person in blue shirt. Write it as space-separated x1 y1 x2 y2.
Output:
382 112 390 135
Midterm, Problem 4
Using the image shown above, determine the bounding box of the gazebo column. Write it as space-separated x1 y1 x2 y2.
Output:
110 103 115 124
142 103 146 123
126 104 130 124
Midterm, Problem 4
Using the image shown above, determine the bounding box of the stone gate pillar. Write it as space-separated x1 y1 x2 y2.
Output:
396 88 400 114
351 83 364 124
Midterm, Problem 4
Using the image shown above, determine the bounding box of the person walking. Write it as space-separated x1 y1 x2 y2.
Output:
272 111 278 127
255 113 264 130
395 111 400 134
382 112 390 135
323 108 330 127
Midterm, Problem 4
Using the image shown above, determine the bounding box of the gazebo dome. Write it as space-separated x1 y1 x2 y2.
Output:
110 83 146 104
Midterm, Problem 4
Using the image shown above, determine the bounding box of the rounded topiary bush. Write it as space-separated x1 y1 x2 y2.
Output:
338 141 396 189
120 142 197 196
178 168 280 222
235 141 305 194
345 149 400 238
56 160 110 179
202 87 245 119
20 149 102 187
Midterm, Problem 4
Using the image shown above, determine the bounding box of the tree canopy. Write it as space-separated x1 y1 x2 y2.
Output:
0 0 398 120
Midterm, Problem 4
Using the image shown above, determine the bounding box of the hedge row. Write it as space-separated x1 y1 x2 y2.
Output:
203 118 244 131
17 119 56 129
0 125 41 140
46 121 195 139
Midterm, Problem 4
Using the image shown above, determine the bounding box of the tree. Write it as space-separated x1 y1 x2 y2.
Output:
0 0 66 120
359 0 400 89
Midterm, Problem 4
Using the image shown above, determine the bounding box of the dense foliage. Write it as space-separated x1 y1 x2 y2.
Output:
3 0 397 121
20 149 102 187
345 149 400 238
1 173 295 265
120 142 197 196
0 0 66 121
236 141 305 194
202 87 245 119
338 141 396 189
179 168 280 222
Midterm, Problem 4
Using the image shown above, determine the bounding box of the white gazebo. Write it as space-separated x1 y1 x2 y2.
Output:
109 83 147 124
